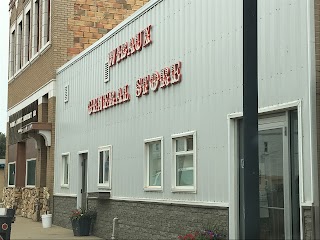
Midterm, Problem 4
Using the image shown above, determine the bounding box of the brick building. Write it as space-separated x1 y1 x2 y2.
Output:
5 0 148 221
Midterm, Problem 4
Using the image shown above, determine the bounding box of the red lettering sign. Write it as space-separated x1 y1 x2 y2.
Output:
136 62 182 98
108 25 152 68
88 85 131 115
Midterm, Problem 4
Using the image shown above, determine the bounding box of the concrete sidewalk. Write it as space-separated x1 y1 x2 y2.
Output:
11 216 102 240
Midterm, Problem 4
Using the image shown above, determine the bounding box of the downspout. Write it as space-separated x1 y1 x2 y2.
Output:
111 217 118 240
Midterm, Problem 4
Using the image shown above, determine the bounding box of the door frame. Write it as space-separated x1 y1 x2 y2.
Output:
258 118 291 239
77 150 89 209
227 100 303 239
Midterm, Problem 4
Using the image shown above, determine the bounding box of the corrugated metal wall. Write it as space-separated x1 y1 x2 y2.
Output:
54 0 313 205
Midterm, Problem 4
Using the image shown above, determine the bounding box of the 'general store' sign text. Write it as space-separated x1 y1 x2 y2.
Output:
88 62 182 115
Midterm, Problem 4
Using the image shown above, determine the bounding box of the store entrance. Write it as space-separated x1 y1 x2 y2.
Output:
79 152 88 210
239 112 300 239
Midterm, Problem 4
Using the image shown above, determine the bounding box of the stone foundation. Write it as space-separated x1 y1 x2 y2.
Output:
53 195 77 229
2 187 50 221
53 195 229 240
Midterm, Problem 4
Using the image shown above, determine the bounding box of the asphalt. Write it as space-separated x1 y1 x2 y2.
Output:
10 216 102 240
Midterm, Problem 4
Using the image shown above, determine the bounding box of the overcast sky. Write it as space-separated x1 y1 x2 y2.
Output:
0 3 9 135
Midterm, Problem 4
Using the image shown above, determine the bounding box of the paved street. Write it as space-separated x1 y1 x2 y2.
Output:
11 216 102 240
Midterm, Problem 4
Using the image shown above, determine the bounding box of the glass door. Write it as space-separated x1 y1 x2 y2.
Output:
259 127 288 239
239 113 299 239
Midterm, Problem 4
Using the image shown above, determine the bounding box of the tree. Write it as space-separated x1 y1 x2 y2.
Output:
0 132 5 159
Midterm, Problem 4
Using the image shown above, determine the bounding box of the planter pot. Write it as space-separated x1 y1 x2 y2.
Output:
71 218 92 236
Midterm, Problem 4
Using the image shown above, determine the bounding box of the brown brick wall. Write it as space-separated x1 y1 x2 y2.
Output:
8 48 55 108
67 0 149 58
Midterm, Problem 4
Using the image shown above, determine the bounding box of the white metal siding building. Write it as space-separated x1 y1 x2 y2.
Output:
54 0 318 239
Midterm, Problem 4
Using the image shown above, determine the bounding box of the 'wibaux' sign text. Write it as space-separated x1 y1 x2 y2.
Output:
108 25 152 67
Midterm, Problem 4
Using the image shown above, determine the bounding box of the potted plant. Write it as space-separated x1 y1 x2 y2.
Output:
178 225 226 240
70 208 97 236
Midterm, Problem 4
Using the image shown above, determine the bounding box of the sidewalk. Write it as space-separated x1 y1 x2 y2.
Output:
11 216 102 240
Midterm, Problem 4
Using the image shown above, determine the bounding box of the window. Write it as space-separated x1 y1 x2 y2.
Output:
16 19 23 71
41 0 51 46
98 146 112 188
172 131 196 192
26 159 36 186
8 162 16 187
9 25 16 78
144 137 163 190
61 153 69 187
32 0 40 55
24 9 31 63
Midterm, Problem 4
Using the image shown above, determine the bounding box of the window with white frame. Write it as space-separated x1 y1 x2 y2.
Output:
32 0 40 55
144 137 163 190
98 146 111 188
26 158 36 186
61 153 69 187
172 131 196 192
41 0 51 46
16 17 23 71
24 3 32 64
9 25 16 78
8 162 16 186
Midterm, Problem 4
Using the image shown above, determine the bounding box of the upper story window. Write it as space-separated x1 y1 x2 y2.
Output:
41 0 51 46
24 3 31 64
9 25 16 78
144 137 163 191
61 153 69 187
32 0 40 55
16 17 23 71
8 162 16 187
26 158 36 187
172 131 196 192
98 146 112 189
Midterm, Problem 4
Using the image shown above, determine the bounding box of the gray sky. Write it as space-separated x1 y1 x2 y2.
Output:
0 2 9 134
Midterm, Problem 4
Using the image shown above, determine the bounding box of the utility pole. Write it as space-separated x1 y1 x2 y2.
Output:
242 0 259 239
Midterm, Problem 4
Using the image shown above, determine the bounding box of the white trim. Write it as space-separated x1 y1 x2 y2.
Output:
227 100 302 119
61 152 70 188
25 158 36 187
171 131 197 193
78 150 89 155
53 193 77 197
7 80 55 120
144 136 163 191
16 14 23 73
110 196 229 208
8 162 16 187
25 0 32 11
17 13 23 25
97 146 112 189
32 0 40 56
57 0 164 74
9 23 16 79
10 23 16 34
306 0 319 238
41 0 51 47
228 117 238 239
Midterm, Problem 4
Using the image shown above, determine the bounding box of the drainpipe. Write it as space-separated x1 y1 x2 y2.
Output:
111 217 118 240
